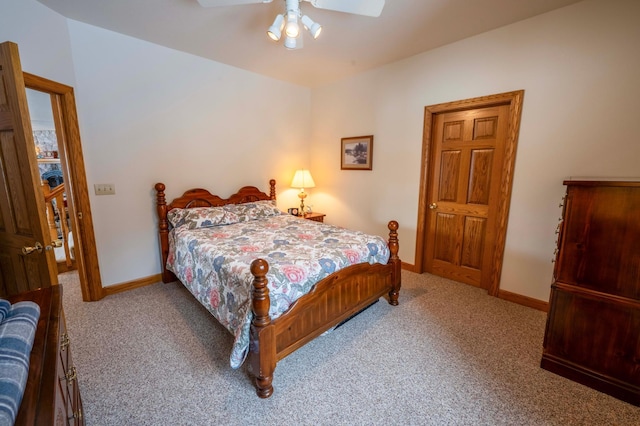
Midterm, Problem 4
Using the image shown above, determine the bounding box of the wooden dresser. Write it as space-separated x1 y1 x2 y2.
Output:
541 180 640 406
9 285 85 425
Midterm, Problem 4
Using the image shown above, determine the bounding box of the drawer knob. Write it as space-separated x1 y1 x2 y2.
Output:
65 366 77 383
69 409 83 421
60 333 70 350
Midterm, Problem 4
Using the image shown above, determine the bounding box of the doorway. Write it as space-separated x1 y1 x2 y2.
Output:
23 73 103 301
415 91 524 296
27 88 74 272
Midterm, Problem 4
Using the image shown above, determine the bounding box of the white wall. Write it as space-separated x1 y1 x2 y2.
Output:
66 21 311 286
2 0 311 287
0 0 75 85
309 0 640 301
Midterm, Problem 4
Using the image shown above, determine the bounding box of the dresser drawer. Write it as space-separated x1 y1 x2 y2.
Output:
303 212 325 223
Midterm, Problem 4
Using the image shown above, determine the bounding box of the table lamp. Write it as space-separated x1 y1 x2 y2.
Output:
291 169 315 216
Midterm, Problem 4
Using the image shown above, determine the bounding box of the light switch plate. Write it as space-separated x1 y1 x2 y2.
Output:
94 183 115 195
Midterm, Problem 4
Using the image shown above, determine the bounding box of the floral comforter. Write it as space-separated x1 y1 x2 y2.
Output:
166 205 390 368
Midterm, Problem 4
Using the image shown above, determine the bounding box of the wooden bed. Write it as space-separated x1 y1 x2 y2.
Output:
155 179 401 398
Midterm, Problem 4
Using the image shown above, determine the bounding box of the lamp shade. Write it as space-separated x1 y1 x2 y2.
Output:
267 14 284 41
291 169 315 189
301 15 322 39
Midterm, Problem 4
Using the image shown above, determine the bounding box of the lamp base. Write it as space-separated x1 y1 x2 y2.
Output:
298 191 307 217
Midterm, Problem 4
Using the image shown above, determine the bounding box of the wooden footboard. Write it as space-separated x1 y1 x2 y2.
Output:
249 221 401 398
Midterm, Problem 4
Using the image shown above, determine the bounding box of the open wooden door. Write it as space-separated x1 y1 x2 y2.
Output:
0 42 58 295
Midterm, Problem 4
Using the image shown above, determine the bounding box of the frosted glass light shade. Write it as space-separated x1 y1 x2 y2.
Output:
284 36 297 49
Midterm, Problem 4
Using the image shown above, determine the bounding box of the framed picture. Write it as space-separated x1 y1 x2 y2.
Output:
287 207 299 216
341 135 373 170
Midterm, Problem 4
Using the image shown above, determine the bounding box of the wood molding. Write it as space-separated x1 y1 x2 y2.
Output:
488 90 525 296
56 260 77 274
401 262 548 311
498 289 548 312
102 274 162 297
401 262 418 273
23 72 103 302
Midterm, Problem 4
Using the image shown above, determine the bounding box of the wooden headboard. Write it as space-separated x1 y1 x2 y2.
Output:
154 179 277 283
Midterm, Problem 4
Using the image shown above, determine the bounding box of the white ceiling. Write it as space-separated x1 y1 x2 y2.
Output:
35 0 582 87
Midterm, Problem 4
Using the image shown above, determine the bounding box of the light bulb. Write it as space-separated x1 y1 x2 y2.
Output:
285 11 299 38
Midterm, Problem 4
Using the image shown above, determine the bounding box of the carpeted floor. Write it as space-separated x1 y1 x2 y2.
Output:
59 271 639 425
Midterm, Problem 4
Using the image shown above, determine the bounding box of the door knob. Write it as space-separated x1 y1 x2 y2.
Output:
429 203 438 209
22 242 43 255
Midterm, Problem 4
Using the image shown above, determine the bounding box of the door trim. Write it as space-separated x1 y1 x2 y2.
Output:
415 90 525 296
24 72 103 301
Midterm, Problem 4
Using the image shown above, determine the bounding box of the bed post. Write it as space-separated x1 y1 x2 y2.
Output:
155 183 176 283
387 220 401 306
249 259 276 398
269 179 276 200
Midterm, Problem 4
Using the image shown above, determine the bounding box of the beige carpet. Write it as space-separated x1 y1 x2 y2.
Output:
59 270 639 425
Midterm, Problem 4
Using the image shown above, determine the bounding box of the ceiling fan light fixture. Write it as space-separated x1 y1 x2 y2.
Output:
301 15 322 39
200 0 387 51
267 14 284 41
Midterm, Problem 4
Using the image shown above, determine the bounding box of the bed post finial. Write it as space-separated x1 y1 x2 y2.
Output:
155 183 171 283
249 258 276 398
250 259 270 328
387 220 401 306
269 179 276 200
155 183 178 283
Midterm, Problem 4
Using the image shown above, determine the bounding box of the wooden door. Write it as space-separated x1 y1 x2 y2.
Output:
0 42 58 296
423 104 510 288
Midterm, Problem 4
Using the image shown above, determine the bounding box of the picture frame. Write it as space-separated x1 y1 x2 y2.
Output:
287 207 299 216
341 135 373 170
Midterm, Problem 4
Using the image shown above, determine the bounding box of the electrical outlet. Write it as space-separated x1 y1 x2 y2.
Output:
94 183 115 195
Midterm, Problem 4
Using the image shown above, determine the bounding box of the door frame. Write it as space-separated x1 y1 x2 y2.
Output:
24 72 103 301
415 90 524 296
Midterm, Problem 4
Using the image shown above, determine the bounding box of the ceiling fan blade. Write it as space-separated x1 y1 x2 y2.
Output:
197 0 273 7
304 0 385 17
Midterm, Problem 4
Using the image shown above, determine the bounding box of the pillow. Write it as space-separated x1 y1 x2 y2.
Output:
232 200 283 222
167 206 228 229
167 200 283 229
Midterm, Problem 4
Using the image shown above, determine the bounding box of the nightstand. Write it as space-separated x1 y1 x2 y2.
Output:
303 212 325 223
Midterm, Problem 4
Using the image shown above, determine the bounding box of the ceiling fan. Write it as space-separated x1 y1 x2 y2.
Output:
197 0 386 50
